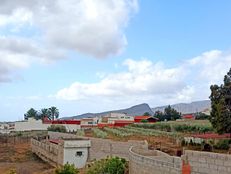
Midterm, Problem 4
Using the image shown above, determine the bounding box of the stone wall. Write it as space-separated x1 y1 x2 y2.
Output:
89 137 145 160
31 138 62 167
129 146 182 174
183 150 231 174
48 131 145 160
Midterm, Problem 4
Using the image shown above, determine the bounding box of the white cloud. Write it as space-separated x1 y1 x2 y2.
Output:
0 0 138 82
0 0 137 58
55 50 231 106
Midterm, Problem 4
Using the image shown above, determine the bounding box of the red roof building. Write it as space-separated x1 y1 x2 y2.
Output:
134 116 158 123
182 114 195 120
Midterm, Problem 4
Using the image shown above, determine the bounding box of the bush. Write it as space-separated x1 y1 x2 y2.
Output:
76 129 85 136
214 140 230 150
86 157 127 174
47 125 67 133
55 163 79 174
92 128 107 138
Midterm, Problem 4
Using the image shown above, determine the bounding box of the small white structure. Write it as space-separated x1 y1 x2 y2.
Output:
31 137 91 168
63 139 91 168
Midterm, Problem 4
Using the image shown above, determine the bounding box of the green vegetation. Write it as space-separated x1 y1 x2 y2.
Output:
131 120 213 133
76 129 85 136
24 108 38 120
104 127 133 137
214 139 231 150
55 163 79 174
86 157 128 174
24 106 59 120
154 105 181 121
47 125 67 133
210 68 231 134
143 112 151 116
195 112 210 120
92 128 108 138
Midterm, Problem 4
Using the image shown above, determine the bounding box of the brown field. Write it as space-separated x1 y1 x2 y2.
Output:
0 140 54 174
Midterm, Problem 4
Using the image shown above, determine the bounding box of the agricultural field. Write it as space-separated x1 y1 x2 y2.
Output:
85 120 218 155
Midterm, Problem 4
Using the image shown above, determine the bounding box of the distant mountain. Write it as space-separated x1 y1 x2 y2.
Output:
63 103 154 119
152 100 211 114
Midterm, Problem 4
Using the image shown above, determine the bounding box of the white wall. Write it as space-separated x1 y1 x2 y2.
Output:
63 140 91 168
14 118 51 131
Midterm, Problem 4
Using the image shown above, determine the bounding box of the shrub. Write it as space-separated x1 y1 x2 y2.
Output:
86 157 127 174
92 128 107 138
55 163 79 174
214 140 230 150
76 129 85 136
47 125 67 133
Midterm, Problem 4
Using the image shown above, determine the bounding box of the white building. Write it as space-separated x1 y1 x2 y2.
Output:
99 113 134 124
14 118 51 131
31 137 91 168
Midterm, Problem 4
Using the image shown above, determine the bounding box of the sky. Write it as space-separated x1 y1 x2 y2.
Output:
0 0 231 121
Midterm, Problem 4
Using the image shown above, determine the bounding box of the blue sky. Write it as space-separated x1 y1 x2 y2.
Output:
0 0 231 121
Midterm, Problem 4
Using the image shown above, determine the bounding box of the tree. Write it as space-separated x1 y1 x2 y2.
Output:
49 106 59 120
24 108 38 120
210 68 231 134
143 112 151 116
39 108 51 120
153 106 181 121
153 111 164 121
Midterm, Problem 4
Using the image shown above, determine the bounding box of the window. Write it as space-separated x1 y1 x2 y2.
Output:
75 151 83 157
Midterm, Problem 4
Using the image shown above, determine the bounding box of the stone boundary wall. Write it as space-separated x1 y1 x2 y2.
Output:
129 146 182 174
48 131 145 160
31 138 63 167
183 150 231 174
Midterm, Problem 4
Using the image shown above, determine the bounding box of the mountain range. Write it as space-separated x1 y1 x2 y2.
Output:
63 100 211 119
151 100 211 114
63 103 154 119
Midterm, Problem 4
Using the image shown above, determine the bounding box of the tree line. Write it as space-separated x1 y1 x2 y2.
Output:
24 106 59 120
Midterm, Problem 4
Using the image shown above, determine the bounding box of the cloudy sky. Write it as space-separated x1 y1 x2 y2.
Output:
0 0 231 121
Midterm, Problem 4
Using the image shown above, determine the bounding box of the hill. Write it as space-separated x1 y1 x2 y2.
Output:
63 103 154 119
152 100 211 114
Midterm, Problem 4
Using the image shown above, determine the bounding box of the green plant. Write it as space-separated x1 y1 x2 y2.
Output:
214 140 230 150
76 129 85 136
47 125 67 133
86 157 127 174
55 163 79 174
92 128 107 138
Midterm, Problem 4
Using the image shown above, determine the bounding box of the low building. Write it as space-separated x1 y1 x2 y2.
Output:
31 136 91 168
134 116 158 123
81 118 98 128
14 118 51 131
182 114 195 120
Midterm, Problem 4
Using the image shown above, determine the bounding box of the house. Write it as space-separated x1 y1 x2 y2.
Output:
31 136 91 168
80 118 98 128
134 116 158 123
182 114 195 120
99 113 134 124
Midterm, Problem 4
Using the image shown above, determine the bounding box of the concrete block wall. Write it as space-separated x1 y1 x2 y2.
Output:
31 138 61 166
184 150 231 174
88 137 145 160
129 146 182 174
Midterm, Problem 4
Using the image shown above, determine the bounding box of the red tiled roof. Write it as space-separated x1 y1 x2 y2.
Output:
134 116 151 120
49 139 60 144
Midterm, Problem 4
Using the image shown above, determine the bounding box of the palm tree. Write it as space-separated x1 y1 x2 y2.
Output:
39 108 51 120
24 108 38 120
49 106 59 120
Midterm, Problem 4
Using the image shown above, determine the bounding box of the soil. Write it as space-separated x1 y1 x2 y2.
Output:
0 141 54 174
